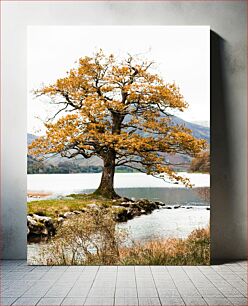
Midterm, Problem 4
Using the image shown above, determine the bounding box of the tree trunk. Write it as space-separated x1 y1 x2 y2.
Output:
94 150 119 199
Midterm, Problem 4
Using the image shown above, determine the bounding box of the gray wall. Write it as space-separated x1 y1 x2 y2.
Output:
1 1 246 261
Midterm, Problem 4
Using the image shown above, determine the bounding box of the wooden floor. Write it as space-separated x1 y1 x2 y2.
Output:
1 260 247 305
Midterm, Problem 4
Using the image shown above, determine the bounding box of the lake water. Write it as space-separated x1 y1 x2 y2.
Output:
27 172 209 197
118 206 209 242
27 172 210 262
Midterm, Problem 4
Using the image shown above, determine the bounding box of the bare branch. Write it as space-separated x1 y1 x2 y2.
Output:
48 104 69 121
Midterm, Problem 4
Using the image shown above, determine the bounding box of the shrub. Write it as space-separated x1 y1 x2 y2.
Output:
36 209 210 265
37 208 127 265
190 151 210 173
194 187 210 203
119 226 210 265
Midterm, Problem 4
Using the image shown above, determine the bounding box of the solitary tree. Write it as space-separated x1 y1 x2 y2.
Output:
29 51 206 198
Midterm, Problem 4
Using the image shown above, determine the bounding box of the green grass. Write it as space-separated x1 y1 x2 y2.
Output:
27 193 114 218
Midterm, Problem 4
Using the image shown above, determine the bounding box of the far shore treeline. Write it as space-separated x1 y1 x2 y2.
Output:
27 159 136 174
27 116 209 175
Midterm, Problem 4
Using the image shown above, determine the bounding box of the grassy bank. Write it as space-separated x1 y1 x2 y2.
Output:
27 194 163 238
28 193 114 218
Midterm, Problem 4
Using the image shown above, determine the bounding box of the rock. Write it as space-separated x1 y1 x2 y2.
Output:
113 205 142 219
27 216 50 236
127 201 135 205
137 199 150 204
136 199 158 213
27 215 37 226
174 205 181 209
126 208 135 219
130 203 140 210
119 202 132 207
73 210 82 215
63 212 75 218
28 214 56 237
87 203 99 210
186 206 193 209
155 201 165 206
41 227 48 235
206 207 210 210
140 209 146 214
119 199 158 215
165 206 172 209
33 214 51 221
112 205 123 209
119 197 130 202
113 207 129 222
57 217 64 223
132 208 142 217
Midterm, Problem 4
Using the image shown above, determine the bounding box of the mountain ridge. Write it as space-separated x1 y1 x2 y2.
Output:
27 116 209 172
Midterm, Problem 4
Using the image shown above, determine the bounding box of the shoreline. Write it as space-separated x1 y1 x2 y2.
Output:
27 195 163 241
27 172 210 193
27 186 210 202
27 191 52 199
27 193 210 244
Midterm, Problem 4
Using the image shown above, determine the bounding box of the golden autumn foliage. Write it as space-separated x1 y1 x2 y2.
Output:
29 50 206 197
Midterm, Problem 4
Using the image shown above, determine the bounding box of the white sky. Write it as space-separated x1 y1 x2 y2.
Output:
27 26 210 135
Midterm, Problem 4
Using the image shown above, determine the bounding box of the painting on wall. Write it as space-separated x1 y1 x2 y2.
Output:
27 26 210 265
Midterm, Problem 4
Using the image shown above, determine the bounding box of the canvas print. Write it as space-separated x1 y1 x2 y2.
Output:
27 26 210 265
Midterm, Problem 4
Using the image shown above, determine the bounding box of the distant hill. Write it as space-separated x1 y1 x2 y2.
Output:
171 117 209 142
27 116 209 173
192 120 210 128
27 133 38 145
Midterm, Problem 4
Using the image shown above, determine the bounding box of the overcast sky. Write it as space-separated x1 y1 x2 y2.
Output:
27 26 210 135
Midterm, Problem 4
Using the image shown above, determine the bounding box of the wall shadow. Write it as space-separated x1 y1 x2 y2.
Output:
210 31 241 264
